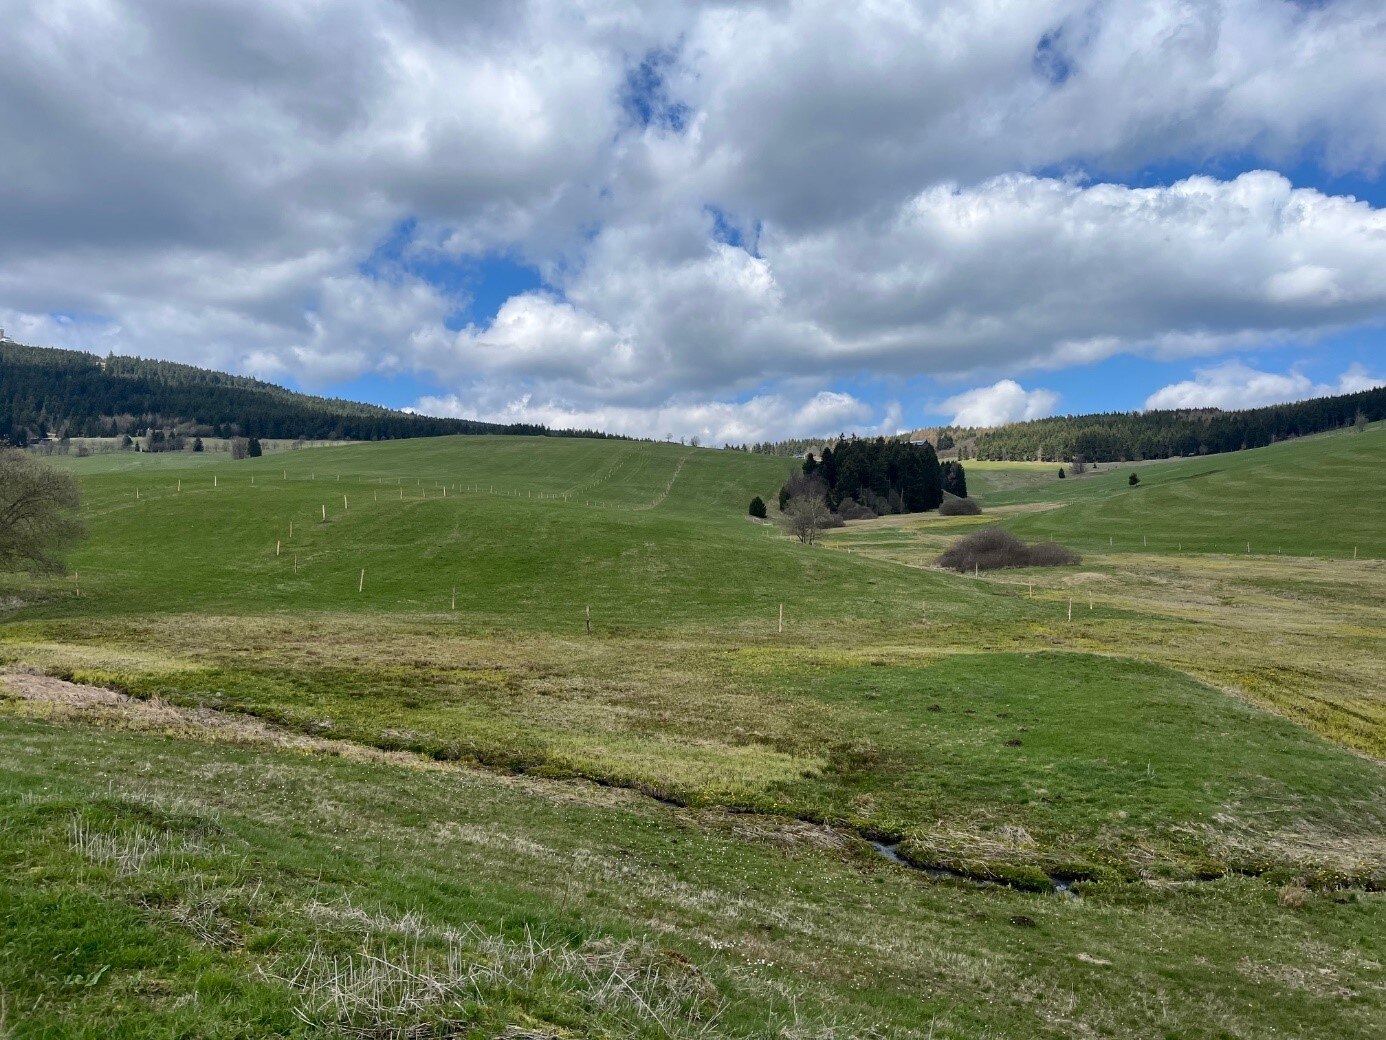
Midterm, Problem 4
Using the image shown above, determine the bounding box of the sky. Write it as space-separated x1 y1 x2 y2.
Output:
2 0 1385 443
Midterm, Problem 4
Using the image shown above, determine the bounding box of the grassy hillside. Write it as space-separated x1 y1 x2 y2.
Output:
21 436 991 628
3 430 1385 1038
998 423 1386 557
955 383 1386 461
5 702 1383 1040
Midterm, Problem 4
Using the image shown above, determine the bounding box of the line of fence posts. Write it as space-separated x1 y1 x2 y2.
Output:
102 465 1382 620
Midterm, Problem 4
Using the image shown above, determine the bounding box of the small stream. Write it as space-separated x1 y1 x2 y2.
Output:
871 840 1081 899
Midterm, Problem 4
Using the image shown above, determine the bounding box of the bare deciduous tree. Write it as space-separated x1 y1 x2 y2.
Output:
0 449 85 573
778 492 835 545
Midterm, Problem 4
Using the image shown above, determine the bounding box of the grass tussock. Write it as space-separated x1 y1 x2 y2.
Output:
936 528 1080 572
266 929 721 1039
67 814 181 876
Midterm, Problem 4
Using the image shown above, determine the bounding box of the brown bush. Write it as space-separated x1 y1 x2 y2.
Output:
938 496 982 516
1025 540 1082 567
835 496 878 521
935 528 1080 572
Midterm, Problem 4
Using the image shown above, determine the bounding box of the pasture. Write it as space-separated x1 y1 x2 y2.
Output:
3 428 1384 1038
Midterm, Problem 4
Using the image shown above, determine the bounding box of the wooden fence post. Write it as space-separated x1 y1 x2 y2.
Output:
358 568 365 593
585 605 592 634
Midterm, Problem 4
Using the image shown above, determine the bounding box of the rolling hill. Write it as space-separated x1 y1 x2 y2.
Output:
996 421 1386 557
0 338 614 444
2 418 1385 1039
948 383 1386 462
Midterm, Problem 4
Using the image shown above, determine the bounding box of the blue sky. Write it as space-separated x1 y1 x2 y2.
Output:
2 2 1384 441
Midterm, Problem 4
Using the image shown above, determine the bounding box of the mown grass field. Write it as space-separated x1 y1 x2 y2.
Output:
984 424 1386 558
27 437 946 629
3 429 1385 1038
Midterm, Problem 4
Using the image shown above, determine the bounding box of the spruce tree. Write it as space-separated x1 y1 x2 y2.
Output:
941 460 968 499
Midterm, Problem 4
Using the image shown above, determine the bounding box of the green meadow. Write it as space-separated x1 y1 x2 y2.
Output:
982 424 1386 558
3 428 1385 1038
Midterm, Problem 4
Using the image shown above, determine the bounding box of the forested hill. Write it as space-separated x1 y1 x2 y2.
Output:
953 385 1386 462
0 340 615 444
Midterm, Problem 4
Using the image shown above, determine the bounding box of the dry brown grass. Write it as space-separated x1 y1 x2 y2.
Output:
0 670 445 769
824 519 1386 759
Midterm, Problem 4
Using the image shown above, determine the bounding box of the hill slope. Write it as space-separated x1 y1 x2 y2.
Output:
26 436 971 628
999 422 1386 557
3 429 1386 1038
952 383 1386 462
0 339 613 444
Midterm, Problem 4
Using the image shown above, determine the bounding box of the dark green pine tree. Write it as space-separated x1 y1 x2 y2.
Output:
941 460 967 498
748 495 767 519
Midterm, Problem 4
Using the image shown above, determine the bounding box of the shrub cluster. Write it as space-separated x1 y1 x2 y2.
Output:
938 497 982 516
935 529 1080 572
835 496 878 520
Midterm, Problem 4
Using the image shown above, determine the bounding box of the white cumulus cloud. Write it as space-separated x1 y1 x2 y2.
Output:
940 380 1060 427
410 387 881 444
1144 361 1385 411
4 2 1386 436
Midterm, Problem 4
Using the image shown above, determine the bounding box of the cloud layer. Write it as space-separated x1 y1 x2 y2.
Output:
3 1 1386 438
1145 361 1385 411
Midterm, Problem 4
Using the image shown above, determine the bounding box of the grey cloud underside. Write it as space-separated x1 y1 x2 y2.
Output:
2 0 1386 439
